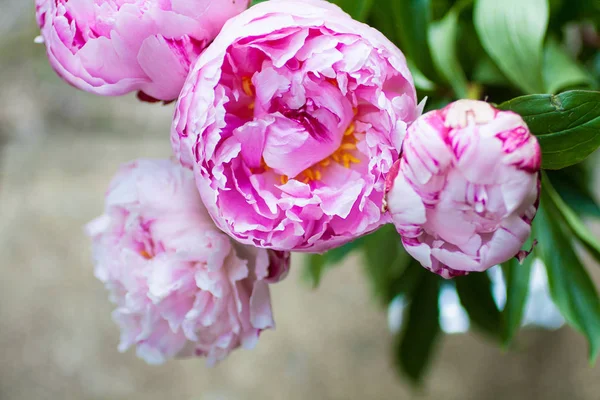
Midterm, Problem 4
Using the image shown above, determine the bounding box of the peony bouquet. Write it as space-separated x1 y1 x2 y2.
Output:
37 0 600 384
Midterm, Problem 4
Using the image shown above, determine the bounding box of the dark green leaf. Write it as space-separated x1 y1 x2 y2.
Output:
534 200 600 362
408 60 437 92
304 237 367 287
498 90 600 169
550 0 600 29
455 272 503 340
423 96 452 113
250 0 269 5
428 9 469 98
395 271 441 384
474 0 548 94
456 16 490 81
363 225 413 304
329 0 374 21
502 254 533 346
431 0 455 20
472 57 508 86
392 0 439 81
543 38 592 94
547 167 600 218
542 172 600 263
304 254 327 288
367 1 397 43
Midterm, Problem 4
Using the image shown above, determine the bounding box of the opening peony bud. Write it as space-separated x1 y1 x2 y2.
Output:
444 99 496 128
386 100 541 278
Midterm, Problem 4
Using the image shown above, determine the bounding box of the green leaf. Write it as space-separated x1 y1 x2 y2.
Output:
498 90 600 169
329 0 374 21
501 254 533 346
543 38 592 94
407 59 437 92
304 237 367 288
472 57 508 86
474 0 549 94
395 271 441 384
428 9 469 98
250 0 269 5
547 167 600 218
542 171 600 264
304 254 327 288
455 272 503 340
367 1 397 43
431 0 455 20
392 0 439 81
363 225 413 304
423 96 452 113
534 200 600 362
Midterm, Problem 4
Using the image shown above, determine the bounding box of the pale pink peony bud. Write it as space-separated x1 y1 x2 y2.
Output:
35 0 249 101
86 159 289 365
386 100 541 278
171 0 419 252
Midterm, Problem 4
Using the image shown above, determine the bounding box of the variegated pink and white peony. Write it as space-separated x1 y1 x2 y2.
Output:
86 159 289 365
386 100 541 278
35 0 249 101
171 0 419 252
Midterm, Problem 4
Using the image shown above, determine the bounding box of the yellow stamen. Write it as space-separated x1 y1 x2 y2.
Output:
342 154 351 168
340 143 357 151
140 250 152 259
347 154 361 164
266 122 363 185
344 123 355 136
248 102 255 110
242 77 254 96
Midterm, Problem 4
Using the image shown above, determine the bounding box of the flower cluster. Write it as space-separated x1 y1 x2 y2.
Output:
38 0 541 365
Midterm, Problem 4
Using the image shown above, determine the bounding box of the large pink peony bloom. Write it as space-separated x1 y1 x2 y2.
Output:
386 100 541 279
171 0 418 252
35 0 249 101
86 159 289 365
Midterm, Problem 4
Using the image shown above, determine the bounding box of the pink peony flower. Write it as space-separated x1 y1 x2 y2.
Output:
86 159 289 365
35 0 249 101
386 100 541 278
171 0 419 252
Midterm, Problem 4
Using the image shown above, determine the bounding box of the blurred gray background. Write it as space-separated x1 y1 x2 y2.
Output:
1 2 600 399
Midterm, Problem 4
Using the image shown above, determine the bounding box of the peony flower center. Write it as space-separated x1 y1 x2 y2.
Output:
279 122 360 184
240 76 361 185
242 77 255 110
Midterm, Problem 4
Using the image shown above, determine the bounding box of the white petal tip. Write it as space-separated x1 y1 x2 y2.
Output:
444 100 495 128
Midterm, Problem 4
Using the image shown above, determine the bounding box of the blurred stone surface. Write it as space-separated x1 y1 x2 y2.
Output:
1 4 600 400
